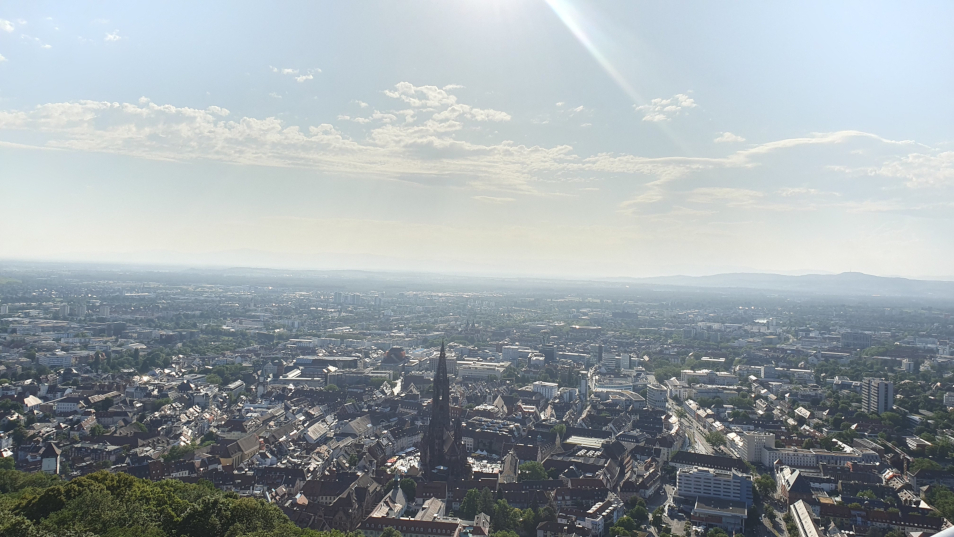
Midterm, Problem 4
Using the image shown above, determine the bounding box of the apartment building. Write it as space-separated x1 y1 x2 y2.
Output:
676 466 754 507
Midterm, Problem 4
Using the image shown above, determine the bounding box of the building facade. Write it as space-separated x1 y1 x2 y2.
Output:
861 378 893 415
676 467 753 507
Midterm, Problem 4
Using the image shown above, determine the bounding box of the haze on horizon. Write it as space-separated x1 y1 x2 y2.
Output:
1 1 953 280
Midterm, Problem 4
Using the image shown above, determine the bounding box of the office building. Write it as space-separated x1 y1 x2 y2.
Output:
861 378 893 415
840 332 872 349
728 431 775 463
676 466 753 507
532 381 559 401
647 384 668 410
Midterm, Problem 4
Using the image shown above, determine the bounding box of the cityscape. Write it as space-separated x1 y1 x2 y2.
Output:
0 265 953 537
2 2 954 537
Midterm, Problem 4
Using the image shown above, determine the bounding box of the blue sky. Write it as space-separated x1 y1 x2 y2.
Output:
1 1 953 278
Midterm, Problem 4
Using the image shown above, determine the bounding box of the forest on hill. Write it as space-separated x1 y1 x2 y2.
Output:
0 469 359 537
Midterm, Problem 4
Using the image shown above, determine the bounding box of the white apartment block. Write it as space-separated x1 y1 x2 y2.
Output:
38 355 75 368
761 446 880 468
861 378 894 415
532 381 559 400
727 431 775 463
680 369 739 386
676 466 753 506
647 384 668 410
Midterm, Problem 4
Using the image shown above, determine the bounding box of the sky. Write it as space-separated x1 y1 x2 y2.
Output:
1 1 954 280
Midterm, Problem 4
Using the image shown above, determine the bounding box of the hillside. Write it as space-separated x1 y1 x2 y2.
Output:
617 271 954 299
0 469 351 537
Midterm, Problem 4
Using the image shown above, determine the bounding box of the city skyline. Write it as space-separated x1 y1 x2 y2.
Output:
2 2 954 279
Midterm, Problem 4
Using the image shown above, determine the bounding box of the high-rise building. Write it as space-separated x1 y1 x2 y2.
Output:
861 378 894 415
0 304 8 315
729 431 775 463
419 343 469 481
841 332 872 349
99 305 110 316
647 384 668 410
541 344 555 363
900 359 915 373
601 352 621 372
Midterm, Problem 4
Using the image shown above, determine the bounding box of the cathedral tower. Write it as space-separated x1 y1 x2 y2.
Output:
419 342 468 481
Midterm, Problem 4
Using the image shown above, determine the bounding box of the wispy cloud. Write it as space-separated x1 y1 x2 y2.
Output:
0 53 6 63
21 34 51 49
714 132 745 143
688 187 763 207
104 30 122 42
0 84 937 204
473 196 516 203
272 66 320 82
0 19 13 32
634 93 696 122
833 151 954 188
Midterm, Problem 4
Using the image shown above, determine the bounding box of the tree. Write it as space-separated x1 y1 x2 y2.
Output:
627 505 649 524
615 516 638 532
910 458 942 472
400 478 417 502
460 489 482 519
93 396 114 412
802 439 815 449
754 474 777 499
551 424 567 438
11 425 27 447
382 528 403 537
348 453 359 467
478 488 495 518
880 412 902 428
520 508 539 535
205 373 223 385
0 457 13 470
492 499 515 531
707 529 729 537
652 506 664 528
518 461 548 481
704 431 726 447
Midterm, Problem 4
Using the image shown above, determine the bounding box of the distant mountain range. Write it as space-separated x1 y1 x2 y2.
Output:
609 272 954 299
4 258 954 300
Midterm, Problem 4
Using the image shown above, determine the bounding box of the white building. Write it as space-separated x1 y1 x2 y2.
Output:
728 431 774 463
458 361 508 381
761 446 879 467
861 378 894 415
680 369 738 386
532 381 559 401
647 384 668 410
676 466 753 506
38 355 74 368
